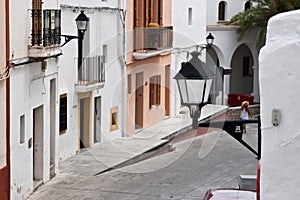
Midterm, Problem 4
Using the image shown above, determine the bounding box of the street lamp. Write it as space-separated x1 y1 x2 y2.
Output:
75 11 89 74
61 11 89 81
206 33 214 48
174 34 215 129
75 11 89 35
61 11 89 51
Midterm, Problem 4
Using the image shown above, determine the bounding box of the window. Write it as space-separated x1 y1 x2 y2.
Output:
188 8 193 25
43 10 61 46
128 74 132 94
59 94 67 134
32 0 61 46
134 0 162 27
149 75 161 107
110 107 119 131
103 44 108 63
20 115 25 144
218 1 226 21
32 0 42 46
245 1 251 11
242 56 253 76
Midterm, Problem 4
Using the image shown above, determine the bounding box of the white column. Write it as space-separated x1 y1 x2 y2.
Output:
251 64 260 102
223 73 230 105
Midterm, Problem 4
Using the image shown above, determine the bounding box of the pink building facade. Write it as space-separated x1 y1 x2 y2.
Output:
126 0 172 135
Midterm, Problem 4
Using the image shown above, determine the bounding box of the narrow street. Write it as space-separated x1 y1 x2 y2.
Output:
27 124 258 200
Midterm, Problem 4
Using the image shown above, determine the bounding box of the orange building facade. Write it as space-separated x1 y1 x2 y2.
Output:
126 0 173 135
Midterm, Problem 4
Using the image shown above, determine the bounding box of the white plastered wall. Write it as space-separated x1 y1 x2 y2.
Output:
171 0 207 116
9 0 60 199
259 10 300 200
58 1 125 160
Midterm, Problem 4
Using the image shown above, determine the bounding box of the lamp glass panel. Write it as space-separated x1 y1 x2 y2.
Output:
204 79 213 103
206 38 214 46
76 21 87 31
186 79 205 104
177 79 188 103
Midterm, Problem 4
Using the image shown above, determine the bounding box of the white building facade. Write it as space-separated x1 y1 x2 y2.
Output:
206 0 260 104
171 0 207 115
9 0 61 199
58 0 126 160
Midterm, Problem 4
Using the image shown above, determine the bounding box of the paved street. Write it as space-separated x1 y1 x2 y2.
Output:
27 123 258 200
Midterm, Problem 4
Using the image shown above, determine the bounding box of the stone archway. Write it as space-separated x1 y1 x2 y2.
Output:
230 44 254 94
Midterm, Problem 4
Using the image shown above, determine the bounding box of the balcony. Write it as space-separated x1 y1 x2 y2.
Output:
133 26 173 60
75 55 106 93
28 9 62 58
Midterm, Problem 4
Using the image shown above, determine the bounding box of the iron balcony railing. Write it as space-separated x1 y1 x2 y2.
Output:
134 26 173 51
31 9 61 47
77 55 105 86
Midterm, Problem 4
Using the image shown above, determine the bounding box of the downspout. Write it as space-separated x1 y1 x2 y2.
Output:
6 0 10 198
118 0 126 137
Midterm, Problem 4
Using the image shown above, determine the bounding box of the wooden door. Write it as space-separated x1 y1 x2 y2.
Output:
135 72 144 128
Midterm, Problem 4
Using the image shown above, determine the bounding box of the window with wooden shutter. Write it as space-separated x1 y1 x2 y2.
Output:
134 0 162 27
149 75 161 107
32 0 42 46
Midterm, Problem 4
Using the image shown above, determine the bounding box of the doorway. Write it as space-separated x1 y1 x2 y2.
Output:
80 97 90 149
49 79 56 178
94 96 101 143
230 44 254 94
165 65 170 116
135 72 144 128
33 105 44 184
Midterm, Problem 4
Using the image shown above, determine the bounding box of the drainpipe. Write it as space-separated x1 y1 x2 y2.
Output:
118 0 126 137
6 0 10 198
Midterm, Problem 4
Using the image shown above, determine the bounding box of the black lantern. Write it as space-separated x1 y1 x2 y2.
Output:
61 11 89 47
174 51 215 129
75 11 89 34
206 33 214 48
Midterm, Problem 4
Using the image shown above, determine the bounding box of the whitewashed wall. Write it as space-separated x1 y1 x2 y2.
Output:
59 0 125 160
259 10 300 200
9 0 60 199
206 0 250 25
0 0 7 169
10 62 58 200
171 0 207 116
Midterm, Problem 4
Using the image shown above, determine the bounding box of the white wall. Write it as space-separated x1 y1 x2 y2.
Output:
10 61 59 200
9 0 60 199
59 0 120 8
259 10 300 200
206 0 249 25
171 0 207 116
59 1 125 160
0 0 7 169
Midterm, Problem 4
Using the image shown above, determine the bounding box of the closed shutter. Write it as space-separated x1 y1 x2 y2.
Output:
32 0 42 46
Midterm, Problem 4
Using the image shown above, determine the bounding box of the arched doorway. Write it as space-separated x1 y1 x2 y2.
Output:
230 44 253 94
206 47 224 105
